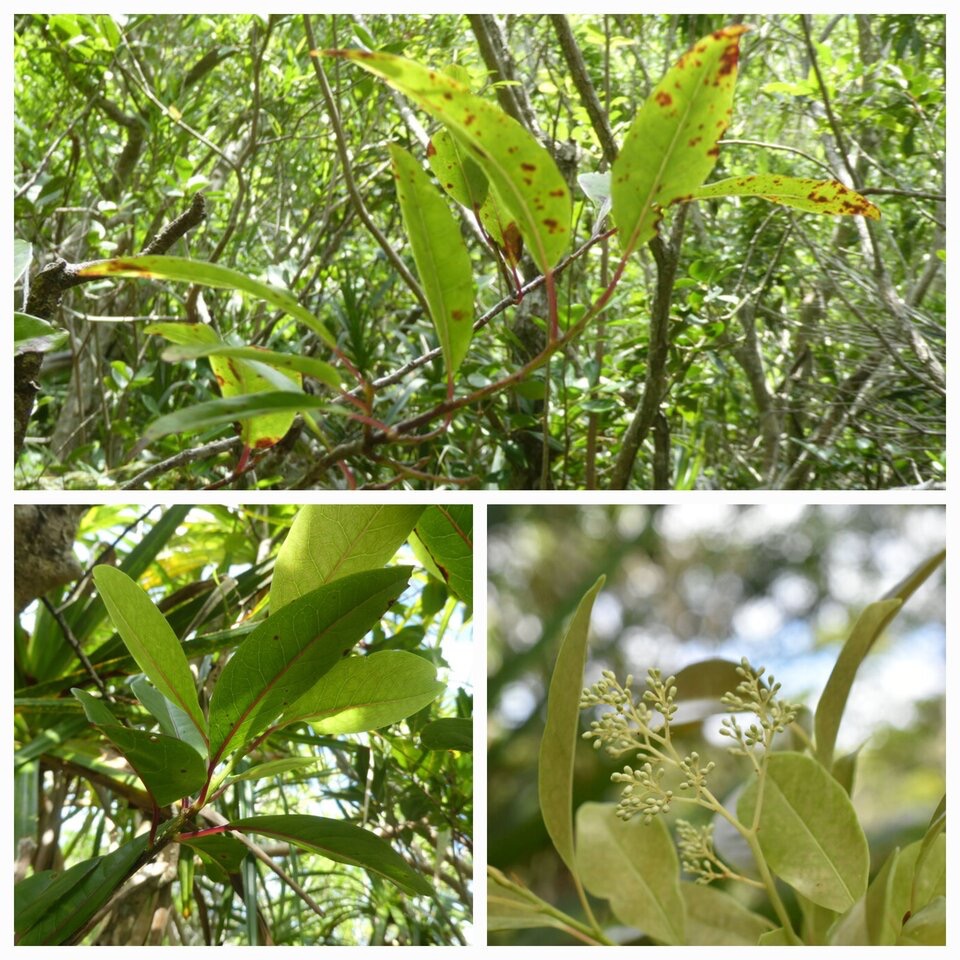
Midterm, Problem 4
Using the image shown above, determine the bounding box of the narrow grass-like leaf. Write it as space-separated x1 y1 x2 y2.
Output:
575 801 685 944
207 566 411 765
390 143 475 378
270 504 424 611
76 254 335 346
231 814 433 896
689 175 880 219
325 50 572 272
420 717 472 751
538 575 604 875
92 565 207 744
410 504 473 605
681 882 775 945
15 834 150 945
814 598 902 770
612 26 748 257
282 650 443 734
738 751 869 912
225 757 321 784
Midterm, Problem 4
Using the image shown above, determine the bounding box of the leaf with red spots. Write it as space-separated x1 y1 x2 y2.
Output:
324 50 571 272
390 144 475 378
612 25 749 258
688 175 881 220
147 322 303 453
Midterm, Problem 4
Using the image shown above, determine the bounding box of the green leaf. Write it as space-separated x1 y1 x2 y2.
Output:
225 757 321 784
72 689 207 805
612 26 748 257
15 237 33 282
207 566 412 765
130 677 209 758
180 832 248 875
538 575 604 876
410 504 473 605
575 801 685 944
92 565 207 744
897 897 945 946
16 834 150 945
283 650 444 734
427 126 489 210
146 321 302 453
689 175 881 219
420 717 472 751
389 143 476 378
814 598 903 770
76 254 335 347
15 312 70 354
158 341 341 391
230 814 433 897
326 49 571 272
134 391 332 455
487 866 573 932
270 504 425 611
738 751 869 912
680 882 775 945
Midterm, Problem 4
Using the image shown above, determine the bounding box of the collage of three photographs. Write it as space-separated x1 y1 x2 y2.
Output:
12 9 947 950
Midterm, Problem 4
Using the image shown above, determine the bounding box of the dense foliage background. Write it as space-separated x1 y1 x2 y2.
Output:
487 504 944 944
14 505 473 945
14 14 945 489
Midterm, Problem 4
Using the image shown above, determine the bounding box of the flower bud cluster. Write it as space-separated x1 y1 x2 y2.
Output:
676 819 727 884
677 751 716 797
718 658 798 755
611 762 674 823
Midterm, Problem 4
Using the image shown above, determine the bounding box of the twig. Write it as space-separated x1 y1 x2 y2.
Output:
40 597 110 699
121 437 241 489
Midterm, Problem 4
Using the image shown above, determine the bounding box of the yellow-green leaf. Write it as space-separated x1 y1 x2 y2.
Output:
389 143 475 378
326 50 571 272
612 26 748 257
689 175 881 219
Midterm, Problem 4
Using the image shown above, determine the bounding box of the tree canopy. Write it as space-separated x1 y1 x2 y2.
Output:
14 14 945 489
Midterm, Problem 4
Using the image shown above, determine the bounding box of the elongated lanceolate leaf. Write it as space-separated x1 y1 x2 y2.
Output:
411 504 473 605
681 882 775 945
130 677 209 758
487 866 572 932
15 312 69 354
612 26 748 257
72 688 207 805
92 565 207 744
270 504 424 611
390 144 476 378
226 756 321 784
230 814 433 896
207 566 411 765
575 802 685 944
325 50 571 272
76 254 335 347
814 598 902 770
689 175 881 219
15 834 150 945
538 575 604 875
283 650 443 734
738 751 869 912
420 717 472 751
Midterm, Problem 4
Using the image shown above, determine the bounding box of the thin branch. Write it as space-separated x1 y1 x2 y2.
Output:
121 437 241 489
40 597 110 699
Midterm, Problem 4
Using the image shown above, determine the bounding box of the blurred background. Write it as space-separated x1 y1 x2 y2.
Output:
487 504 945 944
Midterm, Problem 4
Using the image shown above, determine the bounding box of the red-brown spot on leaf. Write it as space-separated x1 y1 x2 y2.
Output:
655 91 673 107
717 41 740 77
688 136 702 148
254 437 278 450
521 162 536 172
443 91 453 100
451 309 466 321
465 113 476 125
542 218 560 234
549 189 566 197
214 374 225 386
427 140 437 157
707 146 720 157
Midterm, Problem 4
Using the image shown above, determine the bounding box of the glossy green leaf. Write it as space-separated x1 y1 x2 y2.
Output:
575 801 685 944
689 175 881 219
270 504 424 611
410 504 473 605
897 897 945 946
390 143 475 378
16 834 150 945
326 49 571 272
738 751 869 912
225 756 321 784
134 391 331 455
72 688 207 805
15 237 33 282
538 575 604 875
428 126 489 210
180 832 247 875
420 717 472 751
612 26 748 257
487 866 572 932
76 254 335 346
207 566 411 765
681 882 775 945
158 341 341 391
130 677 208 758
92 565 207 744
231 814 433 896
283 650 443 734
147 321 302 453
15 312 69 353
814 598 902 770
